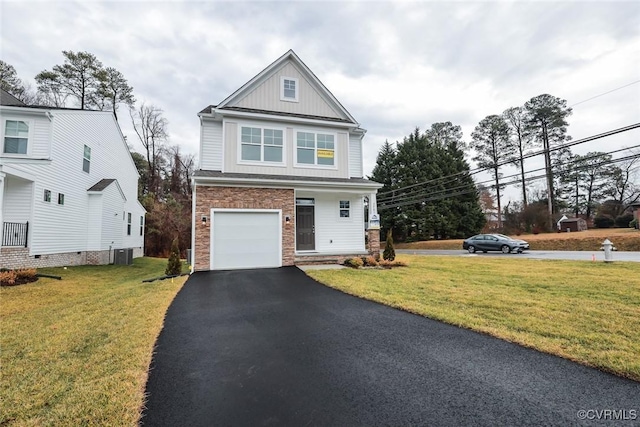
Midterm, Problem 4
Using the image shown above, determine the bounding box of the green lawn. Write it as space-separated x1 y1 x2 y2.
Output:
0 258 187 426
306 255 640 381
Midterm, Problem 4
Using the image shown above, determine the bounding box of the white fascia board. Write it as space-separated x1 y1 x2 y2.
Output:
0 106 51 118
193 175 383 191
211 108 357 129
0 157 52 165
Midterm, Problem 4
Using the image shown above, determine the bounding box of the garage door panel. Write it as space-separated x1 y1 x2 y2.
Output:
211 211 281 270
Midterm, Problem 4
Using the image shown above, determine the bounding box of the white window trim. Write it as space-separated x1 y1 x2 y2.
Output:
280 76 299 103
339 200 351 220
293 128 338 170
83 144 91 173
236 122 287 167
2 118 33 157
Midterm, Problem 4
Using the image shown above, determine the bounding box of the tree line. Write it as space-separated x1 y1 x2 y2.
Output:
371 93 639 241
1 53 193 256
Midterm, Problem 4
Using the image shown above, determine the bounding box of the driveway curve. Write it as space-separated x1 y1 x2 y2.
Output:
142 267 640 426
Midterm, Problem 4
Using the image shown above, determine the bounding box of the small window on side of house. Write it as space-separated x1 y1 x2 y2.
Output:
83 145 91 173
339 200 350 218
140 216 144 236
127 212 132 236
44 189 51 202
58 193 65 205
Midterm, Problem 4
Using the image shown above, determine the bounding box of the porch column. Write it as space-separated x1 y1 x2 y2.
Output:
367 191 380 257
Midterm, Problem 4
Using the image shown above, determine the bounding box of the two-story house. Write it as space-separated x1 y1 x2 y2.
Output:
192 50 383 271
0 89 146 269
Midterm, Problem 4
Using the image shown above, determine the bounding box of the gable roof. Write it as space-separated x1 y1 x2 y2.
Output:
1 89 25 106
215 50 358 125
87 179 126 201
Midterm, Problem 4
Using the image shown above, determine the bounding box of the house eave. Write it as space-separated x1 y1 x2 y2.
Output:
209 108 358 129
193 175 383 191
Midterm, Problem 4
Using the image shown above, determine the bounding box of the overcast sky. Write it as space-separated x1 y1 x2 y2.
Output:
2 0 639 203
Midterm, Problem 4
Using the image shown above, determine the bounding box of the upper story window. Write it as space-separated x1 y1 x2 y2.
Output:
83 145 91 173
240 126 284 164
127 212 132 236
296 131 335 167
280 77 298 102
3 120 29 154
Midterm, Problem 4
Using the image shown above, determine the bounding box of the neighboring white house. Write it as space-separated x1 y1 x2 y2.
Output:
192 50 383 271
0 89 146 269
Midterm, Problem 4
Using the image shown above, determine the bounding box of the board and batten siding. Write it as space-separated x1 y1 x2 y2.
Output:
348 135 363 178
233 62 344 119
223 120 349 178
200 119 223 171
310 193 365 253
4 110 144 255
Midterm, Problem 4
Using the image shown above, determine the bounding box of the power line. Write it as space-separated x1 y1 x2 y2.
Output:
379 153 639 211
376 123 640 201
378 145 640 207
570 80 640 107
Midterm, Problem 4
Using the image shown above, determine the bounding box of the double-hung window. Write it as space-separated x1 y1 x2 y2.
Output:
127 213 132 236
296 131 335 167
83 145 91 173
4 120 29 154
339 201 350 218
240 126 283 163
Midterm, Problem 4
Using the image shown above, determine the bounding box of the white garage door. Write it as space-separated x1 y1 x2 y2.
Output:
211 210 281 270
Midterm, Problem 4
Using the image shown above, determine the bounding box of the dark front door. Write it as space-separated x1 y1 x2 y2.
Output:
296 205 315 251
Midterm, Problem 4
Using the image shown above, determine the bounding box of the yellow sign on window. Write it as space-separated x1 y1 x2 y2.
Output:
317 149 334 158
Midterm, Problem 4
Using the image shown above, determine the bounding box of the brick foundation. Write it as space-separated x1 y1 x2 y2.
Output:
194 186 295 271
0 247 143 269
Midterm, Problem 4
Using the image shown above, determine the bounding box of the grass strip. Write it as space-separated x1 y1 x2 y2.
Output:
0 257 186 426
306 255 640 381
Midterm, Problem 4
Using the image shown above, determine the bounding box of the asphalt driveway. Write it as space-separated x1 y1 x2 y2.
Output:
142 267 640 426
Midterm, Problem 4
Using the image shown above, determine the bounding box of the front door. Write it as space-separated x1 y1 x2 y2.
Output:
296 205 315 251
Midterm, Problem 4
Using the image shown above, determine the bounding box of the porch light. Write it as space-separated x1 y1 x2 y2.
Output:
202 216 208 226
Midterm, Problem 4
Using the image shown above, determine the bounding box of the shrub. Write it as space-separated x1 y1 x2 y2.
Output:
631 218 639 229
0 271 17 286
15 268 37 280
614 214 634 228
532 226 541 235
165 237 182 276
363 256 378 267
344 257 363 269
383 230 396 261
594 216 615 229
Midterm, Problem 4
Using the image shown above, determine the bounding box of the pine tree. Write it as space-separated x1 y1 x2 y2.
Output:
383 230 395 261
165 237 182 276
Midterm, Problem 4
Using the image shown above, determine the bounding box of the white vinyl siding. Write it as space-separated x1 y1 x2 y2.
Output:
3 176 32 223
233 62 344 119
304 193 365 253
348 134 363 178
200 119 223 170
4 110 144 256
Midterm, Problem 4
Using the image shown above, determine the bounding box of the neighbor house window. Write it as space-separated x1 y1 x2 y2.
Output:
339 200 350 218
4 120 29 154
58 193 65 205
127 212 132 236
140 216 144 236
240 126 284 163
44 189 51 202
83 145 91 173
296 131 335 166
281 77 298 102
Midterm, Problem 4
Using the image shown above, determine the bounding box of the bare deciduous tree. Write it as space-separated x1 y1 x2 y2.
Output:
130 103 168 197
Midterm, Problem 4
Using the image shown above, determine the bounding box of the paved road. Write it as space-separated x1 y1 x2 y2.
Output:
142 267 640 426
397 249 640 262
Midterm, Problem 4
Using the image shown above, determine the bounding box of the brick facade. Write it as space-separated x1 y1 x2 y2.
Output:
194 186 295 271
